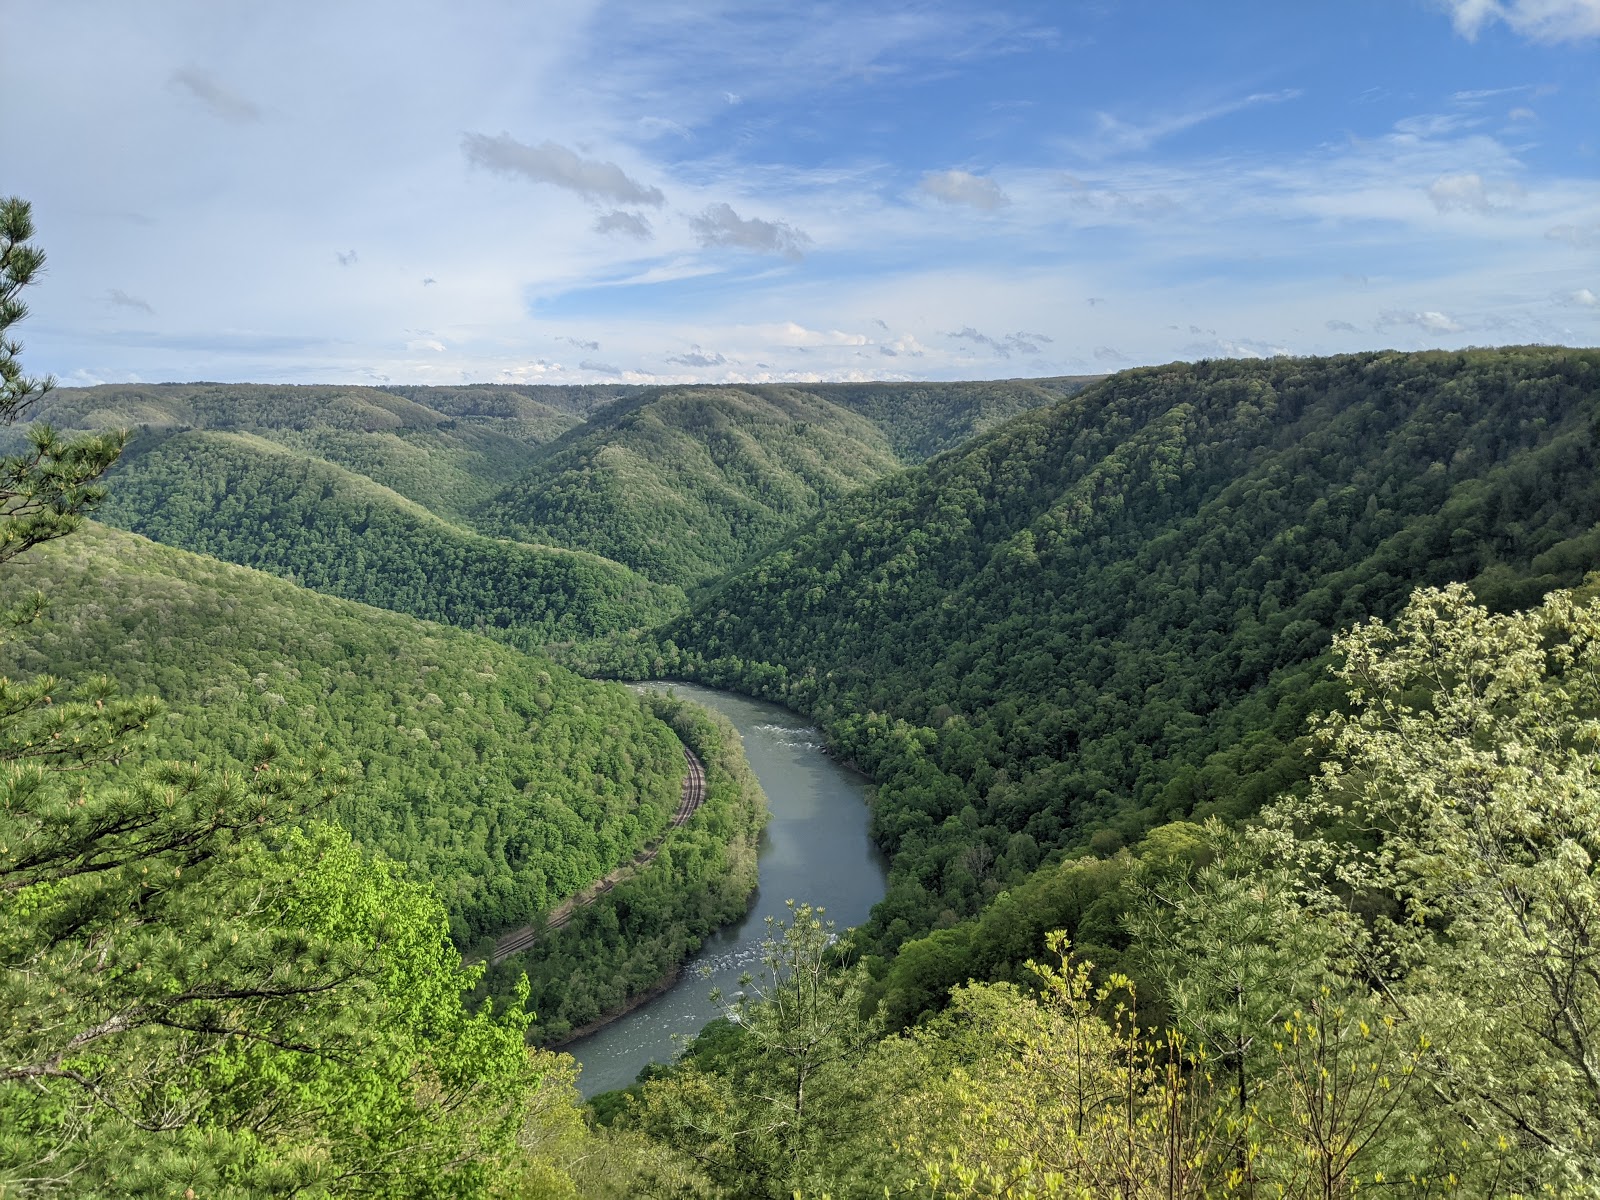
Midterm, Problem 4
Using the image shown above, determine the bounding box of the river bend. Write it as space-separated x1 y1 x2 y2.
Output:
566 683 888 1097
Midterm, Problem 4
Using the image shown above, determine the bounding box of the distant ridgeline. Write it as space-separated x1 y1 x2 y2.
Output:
587 347 1600 954
21 377 1089 644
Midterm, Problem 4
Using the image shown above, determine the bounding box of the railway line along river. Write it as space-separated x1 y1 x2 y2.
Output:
566 683 889 1098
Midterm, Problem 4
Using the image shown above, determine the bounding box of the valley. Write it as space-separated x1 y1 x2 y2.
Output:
7 346 1600 1196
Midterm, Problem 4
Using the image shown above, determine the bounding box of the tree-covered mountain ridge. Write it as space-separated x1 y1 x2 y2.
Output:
592 346 1600 953
96 426 684 645
18 376 1090 639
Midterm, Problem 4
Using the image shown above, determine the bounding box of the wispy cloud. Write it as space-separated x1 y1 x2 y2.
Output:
665 345 727 367
919 169 1009 210
690 203 811 258
1428 171 1524 213
337 249 358 266
766 322 868 348
595 210 653 238
1441 0 1600 43
170 68 261 123
947 327 1053 357
1547 222 1600 247
1076 89 1303 156
106 288 154 314
559 335 600 351
462 133 665 206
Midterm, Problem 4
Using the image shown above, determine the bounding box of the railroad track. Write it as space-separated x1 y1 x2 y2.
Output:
488 743 707 963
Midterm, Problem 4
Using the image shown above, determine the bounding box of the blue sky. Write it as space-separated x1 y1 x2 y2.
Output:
5 0 1597 386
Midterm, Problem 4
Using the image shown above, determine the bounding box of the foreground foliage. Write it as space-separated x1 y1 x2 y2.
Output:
625 585 1600 1198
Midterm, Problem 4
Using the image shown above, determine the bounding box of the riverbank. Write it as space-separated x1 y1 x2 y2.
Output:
490 743 709 964
471 688 767 1047
564 683 889 1098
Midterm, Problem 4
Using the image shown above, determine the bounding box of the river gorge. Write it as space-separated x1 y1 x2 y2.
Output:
567 684 889 1097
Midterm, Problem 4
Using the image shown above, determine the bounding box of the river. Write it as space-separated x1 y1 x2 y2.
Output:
566 682 889 1097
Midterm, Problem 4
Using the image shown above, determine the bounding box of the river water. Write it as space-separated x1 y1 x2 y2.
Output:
566 683 888 1098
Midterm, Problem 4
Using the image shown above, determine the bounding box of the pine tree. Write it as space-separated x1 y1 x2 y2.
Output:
0 199 541 1197
1 197 124 569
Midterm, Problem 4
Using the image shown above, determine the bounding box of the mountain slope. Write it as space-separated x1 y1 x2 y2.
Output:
478 386 906 588
14 381 578 520
805 376 1102 461
96 428 681 646
0 522 689 946
638 347 1600 949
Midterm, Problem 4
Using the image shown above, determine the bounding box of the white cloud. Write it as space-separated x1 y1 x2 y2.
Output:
1093 345 1126 361
766 322 868 348
1380 309 1465 334
1568 287 1598 307
1078 89 1302 156
878 334 927 358
1428 172 1524 213
689 203 811 258
1325 319 1361 333
1509 106 1538 121
461 133 665 206
919 169 1009 211
1442 0 1600 42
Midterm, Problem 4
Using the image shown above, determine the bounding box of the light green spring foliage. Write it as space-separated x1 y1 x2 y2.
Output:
0 742 551 1197
625 903 886 1200
1261 582 1600 1192
622 585 1600 1200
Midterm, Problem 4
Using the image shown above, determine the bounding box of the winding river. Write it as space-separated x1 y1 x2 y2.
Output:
566 683 888 1098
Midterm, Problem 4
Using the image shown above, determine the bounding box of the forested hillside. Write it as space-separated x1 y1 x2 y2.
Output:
617 347 1600 952
0 523 687 946
477 690 768 1044
96 428 680 645
26 378 1071 637
478 386 904 587
11 381 577 519
806 375 1100 461
477 380 1087 588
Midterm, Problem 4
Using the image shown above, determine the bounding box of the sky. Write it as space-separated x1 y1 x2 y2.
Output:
4 0 1598 387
